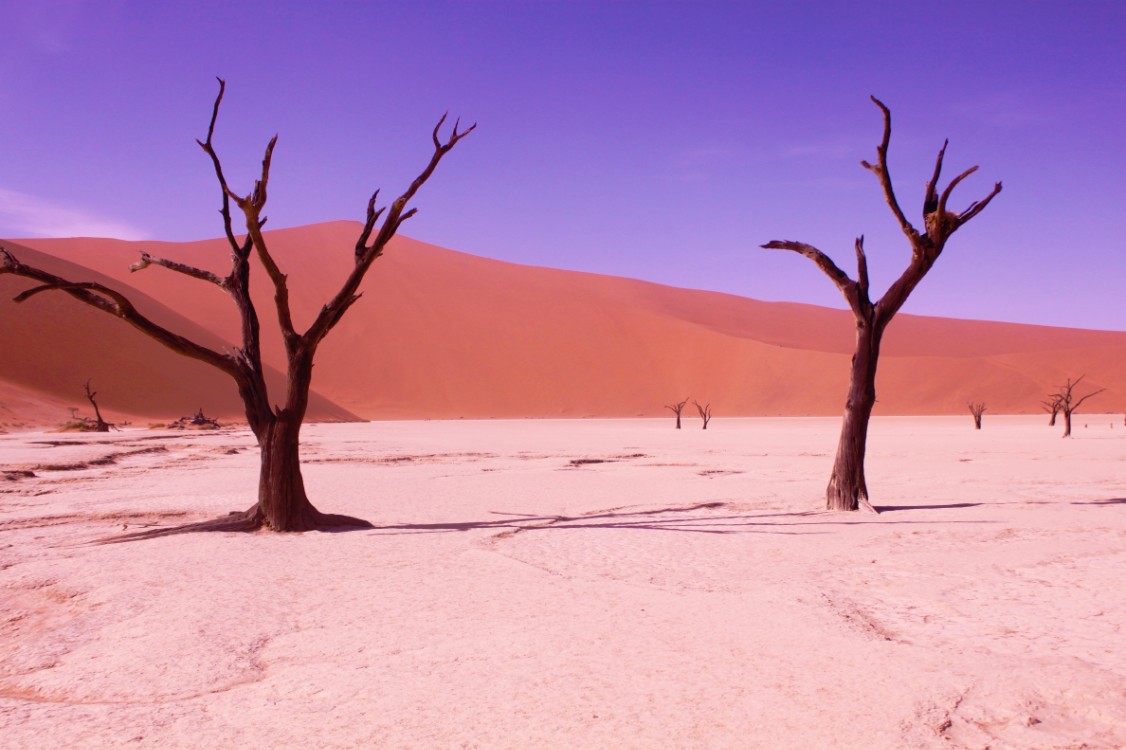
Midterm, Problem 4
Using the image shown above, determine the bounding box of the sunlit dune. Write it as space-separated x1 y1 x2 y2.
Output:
3 222 1123 425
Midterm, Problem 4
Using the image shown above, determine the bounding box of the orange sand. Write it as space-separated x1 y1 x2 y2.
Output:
3 223 1123 426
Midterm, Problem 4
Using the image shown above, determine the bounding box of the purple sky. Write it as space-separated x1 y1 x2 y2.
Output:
2 1 1123 330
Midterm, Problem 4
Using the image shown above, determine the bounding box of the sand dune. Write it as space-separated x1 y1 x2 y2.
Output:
3 222 1123 424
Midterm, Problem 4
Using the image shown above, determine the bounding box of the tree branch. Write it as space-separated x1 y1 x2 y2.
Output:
130 252 225 287
858 96 919 244
762 240 865 315
305 114 475 346
196 78 251 260
854 236 870 303
1 248 236 376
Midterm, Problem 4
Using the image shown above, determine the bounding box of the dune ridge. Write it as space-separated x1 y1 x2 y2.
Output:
2 222 1123 426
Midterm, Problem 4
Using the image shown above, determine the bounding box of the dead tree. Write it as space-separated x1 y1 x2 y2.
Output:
665 398 690 429
83 380 112 432
169 409 221 430
1041 395 1063 426
1051 376 1105 438
693 400 712 430
763 97 1001 512
968 402 986 430
0 79 473 535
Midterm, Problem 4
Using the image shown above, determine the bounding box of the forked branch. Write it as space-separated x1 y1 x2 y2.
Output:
307 114 476 346
1 246 235 376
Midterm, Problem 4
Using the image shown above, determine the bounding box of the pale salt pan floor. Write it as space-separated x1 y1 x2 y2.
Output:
1 416 1124 749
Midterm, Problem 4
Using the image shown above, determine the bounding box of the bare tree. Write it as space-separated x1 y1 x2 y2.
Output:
1051 376 1105 438
693 400 712 430
83 380 113 432
0 79 473 536
968 402 986 430
1041 395 1063 427
665 398 690 429
763 97 1001 512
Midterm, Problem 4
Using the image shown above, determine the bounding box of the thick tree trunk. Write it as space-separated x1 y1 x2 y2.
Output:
1062 411 1072 438
253 412 320 530
827 324 879 512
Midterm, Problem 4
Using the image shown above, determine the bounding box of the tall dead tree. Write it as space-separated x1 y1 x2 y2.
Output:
693 400 712 430
665 398 690 429
763 97 1001 512
968 402 986 430
1041 395 1063 426
1 79 473 535
1051 376 1105 438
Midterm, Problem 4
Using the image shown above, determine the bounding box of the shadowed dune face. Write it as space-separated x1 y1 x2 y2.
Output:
3 222 1125 424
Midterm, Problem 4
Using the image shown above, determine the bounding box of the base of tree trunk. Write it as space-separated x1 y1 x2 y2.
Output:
96 502 373 544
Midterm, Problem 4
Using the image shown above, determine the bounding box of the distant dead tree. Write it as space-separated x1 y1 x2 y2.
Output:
665 398 690 429
169 409 221 430
1051 376 1105 438
1 79 473 536
83 380 112 432
967 402 986 430
1041 395 1063 427
693 400 712 430
763 97 1001 512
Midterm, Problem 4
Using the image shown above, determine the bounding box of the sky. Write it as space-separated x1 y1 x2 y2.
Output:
1 0 1123 330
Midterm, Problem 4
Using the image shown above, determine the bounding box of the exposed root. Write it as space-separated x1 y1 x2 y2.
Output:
92 503 373 544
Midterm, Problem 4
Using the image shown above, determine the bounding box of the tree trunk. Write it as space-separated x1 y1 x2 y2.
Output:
826 323 879 512
973 415 982 430
1048 411 1058 426
252 412 322 531
1062 410 1072 438
676 414 682 429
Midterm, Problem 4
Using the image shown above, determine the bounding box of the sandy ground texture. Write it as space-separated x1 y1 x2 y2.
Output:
1 416 1124 749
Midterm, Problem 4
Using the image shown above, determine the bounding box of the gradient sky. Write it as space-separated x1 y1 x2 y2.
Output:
1 1 1123 330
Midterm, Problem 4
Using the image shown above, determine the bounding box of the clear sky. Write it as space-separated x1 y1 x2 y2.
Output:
2 1 1123 330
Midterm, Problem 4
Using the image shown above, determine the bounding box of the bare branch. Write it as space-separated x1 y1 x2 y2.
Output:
957 181 1003 225
196 78 248 259
762 240 865 315
130 252 225 287
859 96 918 243
937 164 979 218
307 114 475 346
923 139 948 215
854 236 869 302
2 249 236 376
1071 388 1106 412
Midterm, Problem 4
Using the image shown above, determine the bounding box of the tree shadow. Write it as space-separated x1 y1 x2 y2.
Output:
873 502 984 513
1073 497 1126 506
370 501 990 537
92 507 373 545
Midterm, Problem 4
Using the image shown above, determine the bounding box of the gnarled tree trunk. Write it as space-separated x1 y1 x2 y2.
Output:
827 322 879 511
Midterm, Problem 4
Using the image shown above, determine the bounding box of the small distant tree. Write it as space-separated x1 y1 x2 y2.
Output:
967 402 985 430
83 380 112 432
693 400 712 430
1052 376 1105 438
1041 395 1063 427
762 97 1001 511
1 79 473 535
665 398 690 429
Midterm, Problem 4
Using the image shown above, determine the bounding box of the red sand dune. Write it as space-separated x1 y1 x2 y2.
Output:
3 221 1124 425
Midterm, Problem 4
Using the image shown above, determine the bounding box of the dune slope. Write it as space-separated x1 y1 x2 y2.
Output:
3 223 1123 422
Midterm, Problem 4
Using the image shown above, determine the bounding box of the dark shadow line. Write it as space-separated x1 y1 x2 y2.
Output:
874 502 984 512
